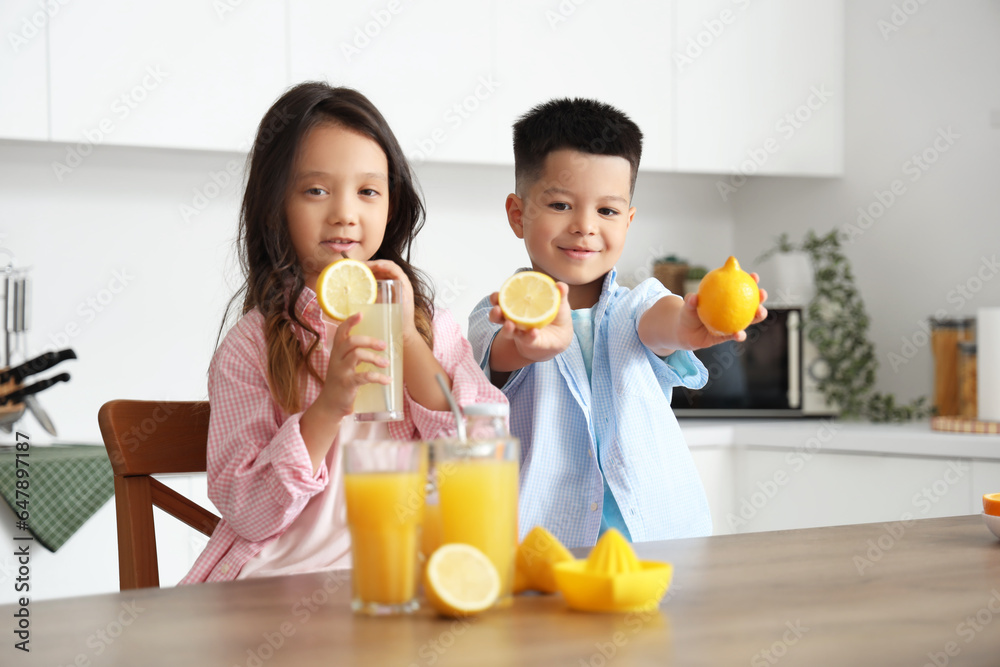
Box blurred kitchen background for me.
[0,0,998,443]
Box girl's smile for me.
[286,122,390,291]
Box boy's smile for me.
[507,149,635,309]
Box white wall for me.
[732,0,1000,405]
[0,142,730,444]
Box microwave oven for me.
[671,307,839,418]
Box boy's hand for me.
[679,274,769,349]
[488,281,573,366]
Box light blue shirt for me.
[469,269,712,548]
[571,307,631,540]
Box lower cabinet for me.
[696,446,990,536]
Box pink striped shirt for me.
[180,287,506,584]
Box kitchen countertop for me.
[678,418,1000,460]
[16,515,1000,666]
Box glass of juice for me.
[352,279,404,422]
[433,437,519,607]
[343,440,427,615]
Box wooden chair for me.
[98,400,220,590]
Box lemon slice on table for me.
[498,271,560,329]
[424,544,500,617]
[316,259,377,321]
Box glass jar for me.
[463,403,510,440]
[958,341,977,419]
[930,317,975,416]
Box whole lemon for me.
[696,256,760,335]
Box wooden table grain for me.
[8,515,1000,666]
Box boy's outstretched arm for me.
[638,277,768,356]
[486,281,573,386]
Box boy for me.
[468,98,767,547]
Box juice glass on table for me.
[433,437,519,607]
[352,279,403,422]
[343,440,427,615]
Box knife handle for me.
[0,372,71,405]
[0,348,77,385]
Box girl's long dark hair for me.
[220,82,434,413]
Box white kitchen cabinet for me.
[493,0,675,172]
[689,445,737,536]
[289,0,501,166]
[728,448,973,534]
[673,0,843,176]
[48,0,288,152]
[972,460,1000,513]
[0,1,50,140]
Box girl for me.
[182,82,505,583]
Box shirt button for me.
[220,563,230,574]
[590,502,598,512]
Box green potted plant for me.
[758,230,928,423]
[684,265,708,295]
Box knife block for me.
[0,376,23,425]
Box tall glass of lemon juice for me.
[352,279,403,421]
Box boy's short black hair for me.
[512,98,643,197]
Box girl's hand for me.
[679,274,769,349]
[365,259,420,346]
[314,311,390,417]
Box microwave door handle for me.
[787,310,801,409]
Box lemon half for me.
[424,544,500,617]
[316,259,377,321]
[498,271,560,329]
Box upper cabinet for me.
[492,0,675,172]
[3,1,843,176]
[0,1,50,141]
[47,0,288,152]
[673,0,844,176]
[288,0,501,165]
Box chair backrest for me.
[98,400,220,590]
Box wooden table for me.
[7,515,1000,666]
